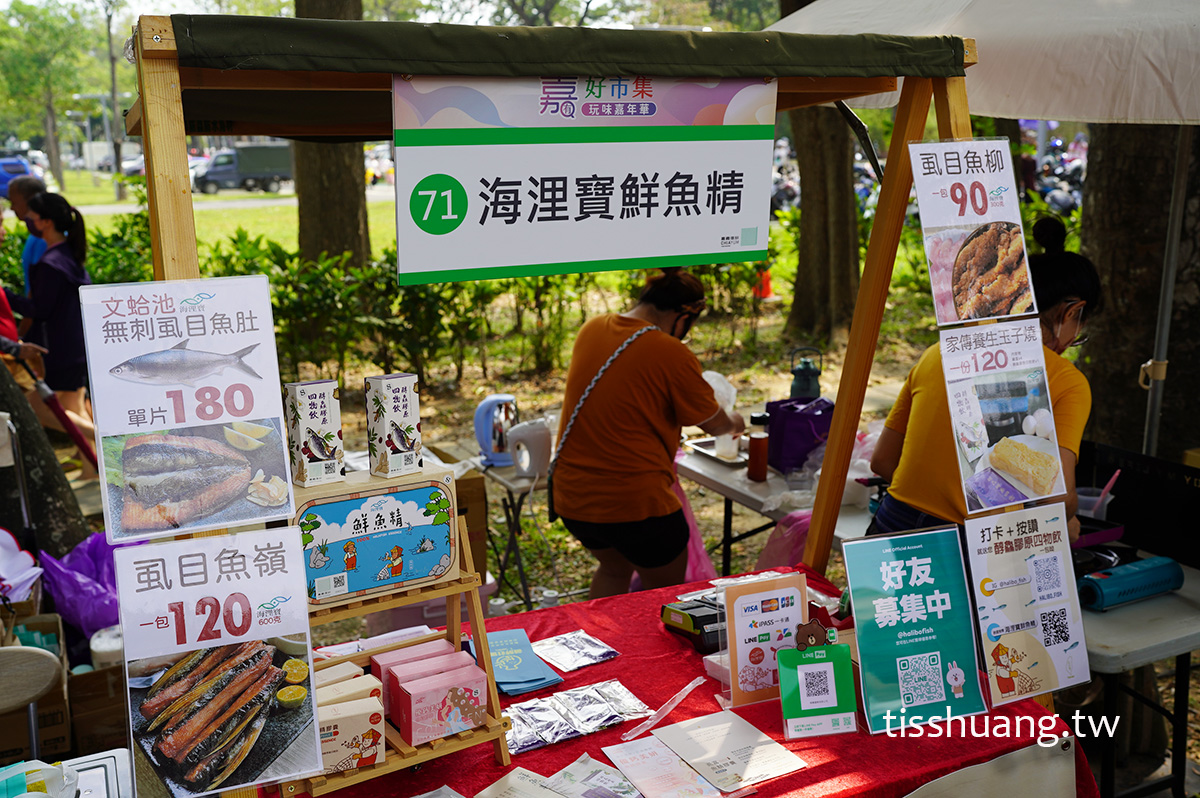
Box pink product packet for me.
[370,638,456,715]
[386,651,478,718]
[396,665,488,747]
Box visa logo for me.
[742,603,759,614]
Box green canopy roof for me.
[170,15,965,79]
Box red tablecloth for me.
[319,566,1099,798]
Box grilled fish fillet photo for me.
[122,434,252,530]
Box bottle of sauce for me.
[748,412,769,482]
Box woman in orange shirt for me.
[552,269,744,598]
[869,218,1103,541]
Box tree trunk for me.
[992,117,1022,189]
[0,366,90,558]
[294,0,369,271]
[784,105,859,339]
[107,10,126,201]
[44,89,65,192]
[1077,123,1200,461]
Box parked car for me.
[193,143,292,194]
[122,155,146,177]
[0,154,34,198]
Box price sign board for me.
[909,138,1036,326]
[940,320,1066,512]
[80,276,294,542]
[722,572,806,707]
[393,75,776,285]
[964,504,1090,706]
[115,530,320,797]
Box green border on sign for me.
[395,250,768,286]
[394,125,774,147]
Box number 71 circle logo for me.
[410,174,468,235]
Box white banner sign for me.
[115,529,320,797]
[80,276,294,542]
[393,76,776,284]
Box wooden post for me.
[802,77,934,574]
[933,77,972,140]
[134,16,199,281]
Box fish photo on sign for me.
[102,417,291,541]
[128,635,318,798]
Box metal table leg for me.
[498,489,533,611]
[722,498,733,576]
[1101,671,1118,798]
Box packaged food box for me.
[385,651,477,718]
[313,661,364,690]
[294,466,459,605]
[364,373,421,478]
[371,638,455,714]
[316,674,383,708]
[318,697,385,774]
[395,665,488,747]
[285,380,344,487]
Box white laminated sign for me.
[80,276,294,542]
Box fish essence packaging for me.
[285,380,344,487]
[318,696,386,773]
[396,665,488,747]
[364,373,421,478]
[294,466,459,606]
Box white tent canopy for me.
[769,0,1200,124]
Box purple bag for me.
[40,532,142,639]
[766,397,834,475]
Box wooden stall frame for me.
[127,19,977,791]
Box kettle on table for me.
[475,394,519,467]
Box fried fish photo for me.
[951,221,1035,321]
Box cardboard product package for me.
[0,614,70,765]
[318,697,386,774]
[364,373,421,478]
[69,665,128,756]
[285,380,344,487]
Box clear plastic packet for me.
[592,680,653,720]
[531,630,619,672]
[503,704,546,755]
[550,685,625,733]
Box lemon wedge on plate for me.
[282,658,309,684]
[231,420,272,439]
[224,427,266,451]
[276,685,307,710]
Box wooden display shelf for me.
[281,516,510,796]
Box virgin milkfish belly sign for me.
[81,276,294,542]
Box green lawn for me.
[53,170,292,208]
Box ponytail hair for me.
[1028,217,1102,322]
[27,192,87,266]
[638,267,706,314]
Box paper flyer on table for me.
[475,767,564,798]
[908,138,1034,326]
[940,321,1067,512]
[652,710,806,790]
[80,275,294,543]
[964,504,1090,705]
[602,736,721,798]
[548,754,644,798]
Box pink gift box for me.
[386,651,477,719]
[395,665,488,747]
[370,638,456,715]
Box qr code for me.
[321,461,338,475]
[1040,607,1070,647]
[1033,555,1062,594]
[803,669,830,698]
[332,573,347,589]
[898,652,945,707]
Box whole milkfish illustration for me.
[306,427,337,461]
[390,420,418,453]
[109,340,261,386]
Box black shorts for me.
[561,509,689,569]
[43,363,89,392]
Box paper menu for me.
[548,754,643,798]
[652,711,805,791]
[475,768,563,798]
[964,503,1090,706]
[602,737,721,798]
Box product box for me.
[70,665,128,755]
[365,373,421,478]
[385,651,477,718]
[371,638,456,714]
[314,661,365,690]
[316,674,383,708]
[285,380,344,487]
[318,697,385,774]
[0,614,70,765]
[294,465,458,605]
[396,665,488,747]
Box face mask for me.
[25,218,42,238]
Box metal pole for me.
[1142,125,1193,456]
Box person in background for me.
[552,268,744,598]
[5,175,49,294]
[4,192,96,476]
[869,217,1102,541]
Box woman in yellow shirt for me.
[869,218,1102,541]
